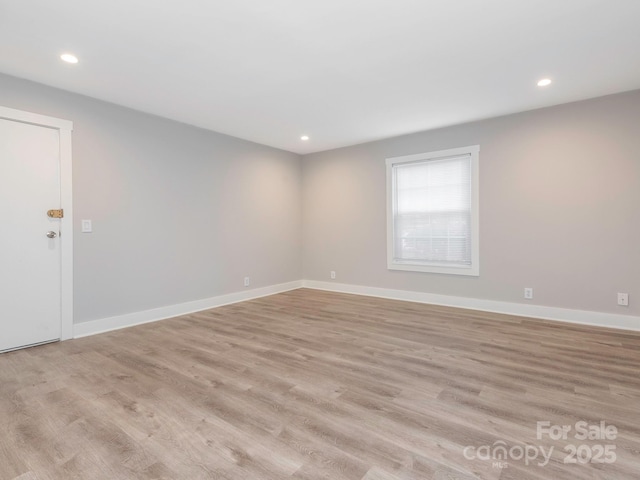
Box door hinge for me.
[47,209,64,218]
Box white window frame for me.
[386,145,479,276]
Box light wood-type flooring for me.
[1,288,639,480]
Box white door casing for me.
[0,106,73,351]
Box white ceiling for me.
[1,0,639,154]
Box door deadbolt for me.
[46,231,58,238]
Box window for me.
[386,145,479,276]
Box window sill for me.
[388,261,479,276]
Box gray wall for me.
[3,70,638,322]
[303,90,640,316]
[0,73,302,324]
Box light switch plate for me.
[81,219,92,233]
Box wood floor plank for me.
[1,288,639,479]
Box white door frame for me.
[0,106,74,341]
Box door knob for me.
[46,231,57,238]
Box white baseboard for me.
[302,280,640,332]
[72,279,640,339]
[73,280,303,338]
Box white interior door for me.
[1,118,62,352]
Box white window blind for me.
[386,145,479,276]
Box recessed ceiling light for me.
[60,53,79,64]
[300,135,309,141]
[537,78,552,87]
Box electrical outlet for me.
[244,277,250,287]
[330,271,336,280]
[524,288,533,299]
[617,293,629,307]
